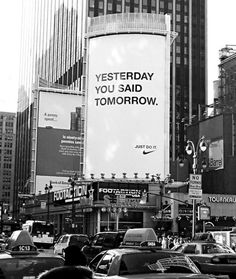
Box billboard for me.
[35,91,84,194]
[85,34,170,179]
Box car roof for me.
[103,247,184,256]
[0,230,64,260]
[96,231,126,234]
[61,234,88,237]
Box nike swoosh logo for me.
[143,150,156,155]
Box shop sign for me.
[53,184,93,206]
[208,196,236,203]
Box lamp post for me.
[68,173,78,232]
[45,181,53,223]
[185,136,207,238]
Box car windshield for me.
[120,253,200,275]
[0,257,64,279]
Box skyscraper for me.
[15,0,207,215]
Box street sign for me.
[189,174,202,199]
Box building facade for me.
[0,112,16,218]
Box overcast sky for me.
[0,0,235,112]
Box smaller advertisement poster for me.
[208,139,224,170]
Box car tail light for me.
[211,256,220,263]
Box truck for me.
[22,220,54,248]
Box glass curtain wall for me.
[14,0,86,218]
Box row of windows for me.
[88,0,156,14]
[0,129,14,134]
[2,163,12,169]
[0,122,14,127]
[0,115,15,120]
[0,142,13,148]
[0,150,13,155]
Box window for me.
[96,253,114,274]
[61,236,69,244]
[92,234,104,246]
[168,2,172,10]
[89,0,94,8]
[159,1,164,9]
[183,244,196,254]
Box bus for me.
[22,220,54,248]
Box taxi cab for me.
[89,228,228,279]
[0,230,64,279]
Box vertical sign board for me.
[85,33,170,178]
[35,91,84,194]
[189,174,202,199]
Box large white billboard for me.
[35,91,84,194]
[85,34,170,179]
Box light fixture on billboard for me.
[134,173,138,179]
[101,173,105,179]
[122,173,127,179]
[145,173,150,179]
[123,207,128,213]
[111,173,116,179]
[90,173,94,179]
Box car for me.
[172,240,236,278]
[88,228,227,279]
[81,231,126,262]
[0,229,64,279]
[54,233,89,256]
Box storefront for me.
[24,180,160,235]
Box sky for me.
[0,0,235,113]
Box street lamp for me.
[68,173,78,232]
[185,136,208,238]
[45,181,53,223]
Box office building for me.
[0,112,16,217]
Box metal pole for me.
[47,191,50,223]
[72,183,75,232]
[192,153,197,239]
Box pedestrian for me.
[37,266,93,279]
[64,245,88,266]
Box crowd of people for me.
[156,234,190,249]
